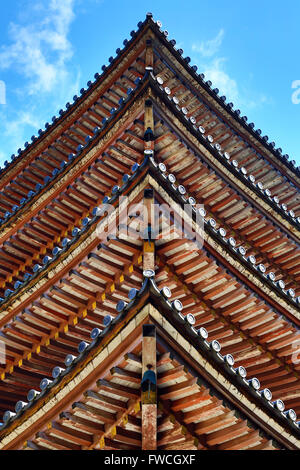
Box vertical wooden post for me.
[145,38,154,71]
[143,98,155,272]
[141,324,157,450]
[143,188,155,272]
[144,98,154,153]
[142,95,156,449]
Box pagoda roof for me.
[0,128,299,427]
[0,14,300,232]
[0,164,299,448]
[0,79,299,322]
[0,14,298,185]
[0,272,298,450]
[0,12,299,451]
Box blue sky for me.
[0,0,299,166]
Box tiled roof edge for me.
[1,271,298,448]
[0,14,153,180]
[147,154,300,324]
[148,73,300,238]
[147,17,300,185]
[0,73,148,233]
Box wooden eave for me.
[0,73,148,236]
[0,290,298,450]
[148,170,300,323]
[0,173,151,395]
[0,82,150,300]
[1,15,299,235]
[147,83,300,292]
[0,86,298,424]
[0,18,153,187]
[0,26,298,310]
[1,14,298,209]
[0,17,299,450]
[152,116,300,293]
[0,28,155,234]
[0,80,299,313]
[146,20,300,193]
[149,77,300,242]
[0,172,299,433]
[144,176,300,412]
[0,152,299,419]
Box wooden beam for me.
[142,324,157,450]
[194,410,236,434]
[206,420,248,446]
[143,96,155,272]
[143,188,155,271]
[217,429,260,450]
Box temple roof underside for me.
[0,13,299,451]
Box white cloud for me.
[191,29,239,102]
[191,30,269,111]
[192,29,224,57]
[202,57,239,103]
[0,0,80,164]
[0,109,41,156]
[0,0,76,95]
[202,57,268,110]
